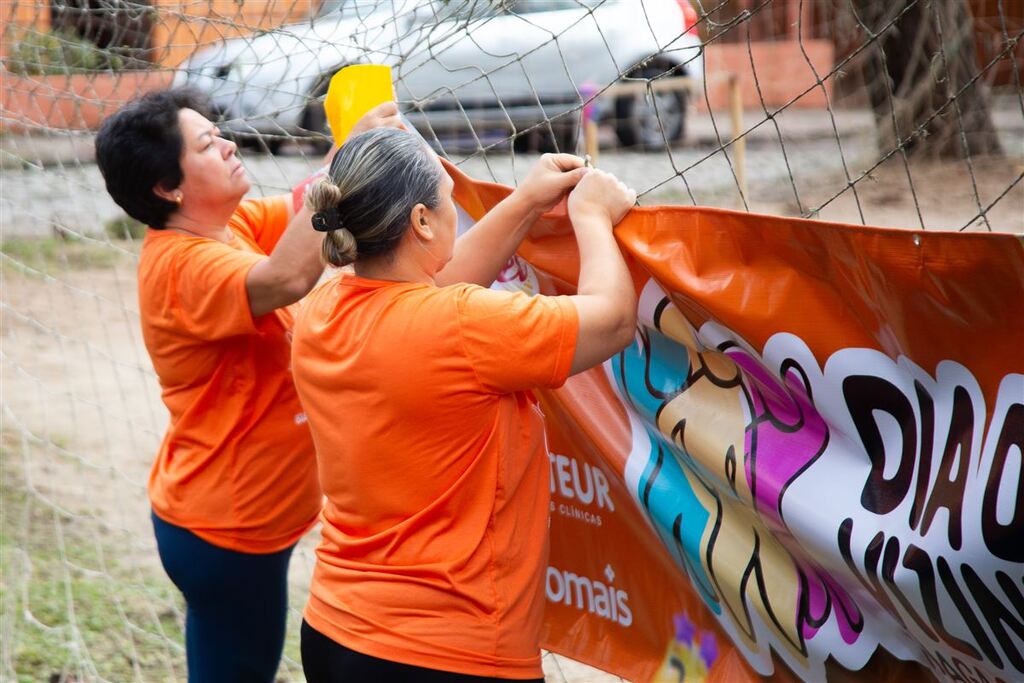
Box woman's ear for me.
[153,183,181,205]
[409,203,434,241]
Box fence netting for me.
[1,1,1021,681]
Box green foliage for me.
[4,30,127,76]
[0,235,125,274]
[104,215,147,241]
[0,436,185,683]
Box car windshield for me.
[422,0,500,23]
[316,0,407,18]
[504,0,608,13]
[316,0,513,22]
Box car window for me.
[319,0,605,20]
[504,0,607,14]
[317,0,345,15]
[414,0,501,23]
[316,0,411,19]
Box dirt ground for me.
[1,147,1021,681]
[1,248,625,681]
[1,259,624,682]
[760,153,1024,233]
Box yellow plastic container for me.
[323,64,395,144]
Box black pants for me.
[300,620,544,683]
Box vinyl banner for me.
[446,162,1024,683]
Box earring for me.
[175,194,183,206]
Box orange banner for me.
[447,161,1024,683]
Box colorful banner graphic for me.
[447,161,1024,683]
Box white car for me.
[174,0,704,152]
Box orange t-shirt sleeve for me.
[169,239,265,340]
[229,195,291,253]
[455,286,579,393]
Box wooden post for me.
[584,120,599,164]
[786,0,799,40]
[580,82,599,165]
[728,73,748,205]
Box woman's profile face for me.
[173,108,251,210]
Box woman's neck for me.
[166,223,233,242]
[353,249,435,285]
[164,207,235,242]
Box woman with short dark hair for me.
[292,128,638,681]
[94,87,403,682]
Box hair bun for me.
[322,226,357,268]
[305,177,344,214]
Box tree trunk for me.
[851,0,1002,158]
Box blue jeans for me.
[151,512,295,683]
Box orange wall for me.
[1,0,51,58]
[0,1,319,133]
[150,0,323,67]
[1,70,174,131]
[0,1,322,65]
[698,39,835,110]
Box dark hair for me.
[95,88,212,229]
[306,128,441,268]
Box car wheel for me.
[301,75,334,154]
[553,119,580,154]
[614,63,687,150]
[512,120,578,154]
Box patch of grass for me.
[0,235,125,274]
[282,618,304,679]
[1,435,186,683]
[104,215,147,241]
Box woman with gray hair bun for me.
[305,129,438,268]
[293,127,637,681]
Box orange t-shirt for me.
[291,274,579,679]
[140,196,321,553]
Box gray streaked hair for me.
[305,128,442,268]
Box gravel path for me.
[2,105,1021,238]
